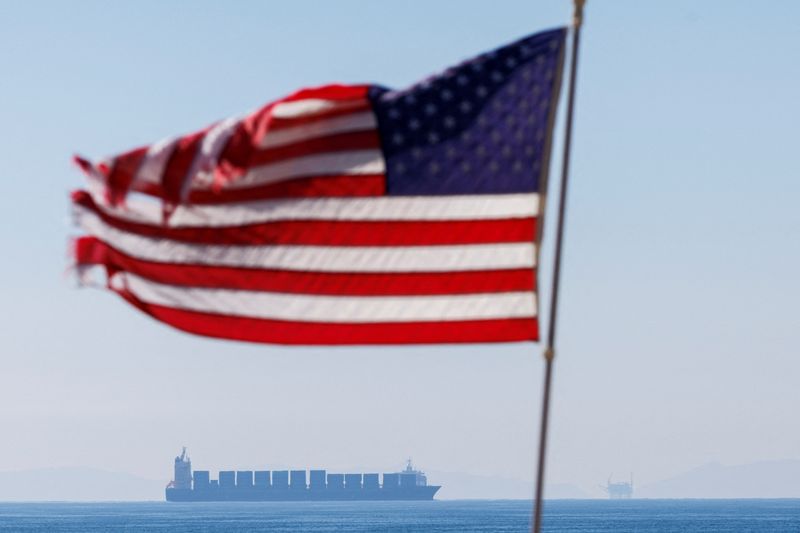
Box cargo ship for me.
[165,448,441,501]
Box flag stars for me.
[374,30,563,187]
[379,90,400,103]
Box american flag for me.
[71,28,566,345]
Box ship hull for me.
[166,486,440,502]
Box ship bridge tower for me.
[403,458,428,487]
[172,447,192,489]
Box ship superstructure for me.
[603,474,634,499]
[165,451,440,501]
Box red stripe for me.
[107,147,148,205]
[161,129,207,205]
[267,101,371,131]
[72,191,537,246]
[73,155,94,175]
[215,109,271,184]
[187,174,385,203]
[279,84,370,103]
[75,237,536,295]
[249,130,380,167]
[114,289,539,344]
[128,180,165,199]
[125,174,385,203]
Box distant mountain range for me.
[0,468,163,501]
[0,459,797,501]
[638,459,800,499]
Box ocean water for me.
[0,500,798,532]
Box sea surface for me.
[0,500,798,532]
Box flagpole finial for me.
[573,0,586,28]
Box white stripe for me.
[271,98,362,119]
[84,188,540,228]
[184,116,242,192]
[260,111,377,149]
[82,163,108,196]
[111,272,537,322]
[197,150,385,191]
[134,136,179,186]
[75,208,537,272]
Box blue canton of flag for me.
[370,28,566,196]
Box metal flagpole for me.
[531,1,585,532]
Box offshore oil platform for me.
[603,474,634,499]
[165,448,441,501]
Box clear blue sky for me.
[0,1,798,496]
